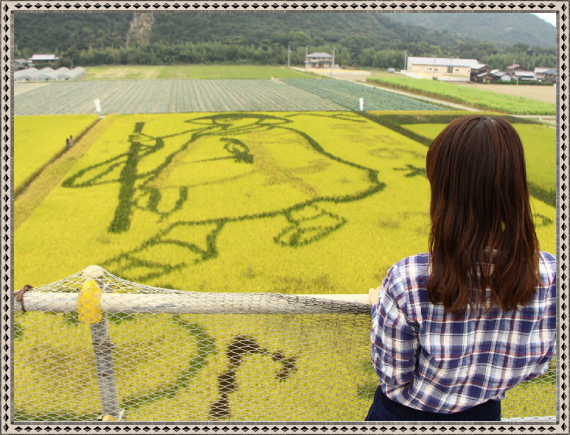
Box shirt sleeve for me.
[524,253,557,377]
[370,263,419,388]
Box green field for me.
[13,106,557,421]
[367,76,556,115]
[84,65,317,80]
[14,79,445,116]
[14,115,98,194]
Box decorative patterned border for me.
[1,0,568,433]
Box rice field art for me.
[60,112,385,284]
[15,110,557,294]
[13,111,557,421]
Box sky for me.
[533,13,556,27]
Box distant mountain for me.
[386,13,556,48]
[14,12,460,52]
[14,12,556,69]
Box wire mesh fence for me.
[13,266,556,422]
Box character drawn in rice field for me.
[62,113,385,282]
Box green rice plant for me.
[14,115,98,194]
[84,65,317,80]
[285,79,449,111]
[367,76,556,115]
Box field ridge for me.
[15,117,101,198]
[14,116,112,232]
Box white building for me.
[305,52,334,69]
[406,57,484,81]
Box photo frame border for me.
[1,0,567,433]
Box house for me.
[470,63,491,82]
[513,70,537,82]
[506,64,524,76]
[406,57,483,81]
[534,67,556,81]
[305,52,333,69]
[28,54,59,67]
[489,70,513,82]
[14,59,28,70]
[475,72,494,84]
[543,68,557,83]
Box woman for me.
[365,115,556,422]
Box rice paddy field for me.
[14,115,98,194]
[13,71,558,422]
[84,65,319,80]
[401,121,557,206]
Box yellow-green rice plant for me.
[14,116,116,232]
[14,115,98,194]
[401,121,557,208]
[13,111,557,420]
[15,111,555,294]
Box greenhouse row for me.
[15,67,86,82]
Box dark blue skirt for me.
[365,385,501,422]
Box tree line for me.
[51,40,555,72]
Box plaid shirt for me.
[370,252,557,414]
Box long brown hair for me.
[426,115,540,316]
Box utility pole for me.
[330,47,335,77]
[305,45,308,70]
[404,50,407,71]
[288,45,291,68]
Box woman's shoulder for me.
[538,251,556,287]
[539,251,556,263]
[393,253,430,268]
[389,253,431,281]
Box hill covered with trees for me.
[387,13,556,48]
[14,12,556,70]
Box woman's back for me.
[371,251,556,414]
[366,115,557,421]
